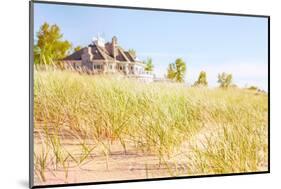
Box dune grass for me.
[33,68,268,182]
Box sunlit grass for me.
[34,68,268,182]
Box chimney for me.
[112,36,117,60]
[82,46,93,62]
[87,47,93,60]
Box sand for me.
[34,129,195,186]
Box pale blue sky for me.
[34,3,268,90]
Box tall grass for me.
[34,68,268,182]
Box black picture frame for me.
[29,0,270,188]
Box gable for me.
[62,37,139,63]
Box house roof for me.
[63,48,85,61]
[63,37,141,63]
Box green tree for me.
[74,46,82,52]
[194,71,208,86]
[144,57,154,71]
[34,22,72,65]
[247,85,261,91]
[167,63,176,79]
[166,58,186,82]
[217,72,233,88]
[128,49,136,58]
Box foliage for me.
[144,57,154,71]
[248,86,259,91]
[167,58,186,82]
[217,72,233,88]
[167,64,175,79]
[74,46,82,52]
[194,71,208,86]
[34,22,72,65]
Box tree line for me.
[165,58,233,88]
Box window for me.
[110,65,112,69]
[120,66,122,70]
[97,65,100,69]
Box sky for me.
[34,3,268,90]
